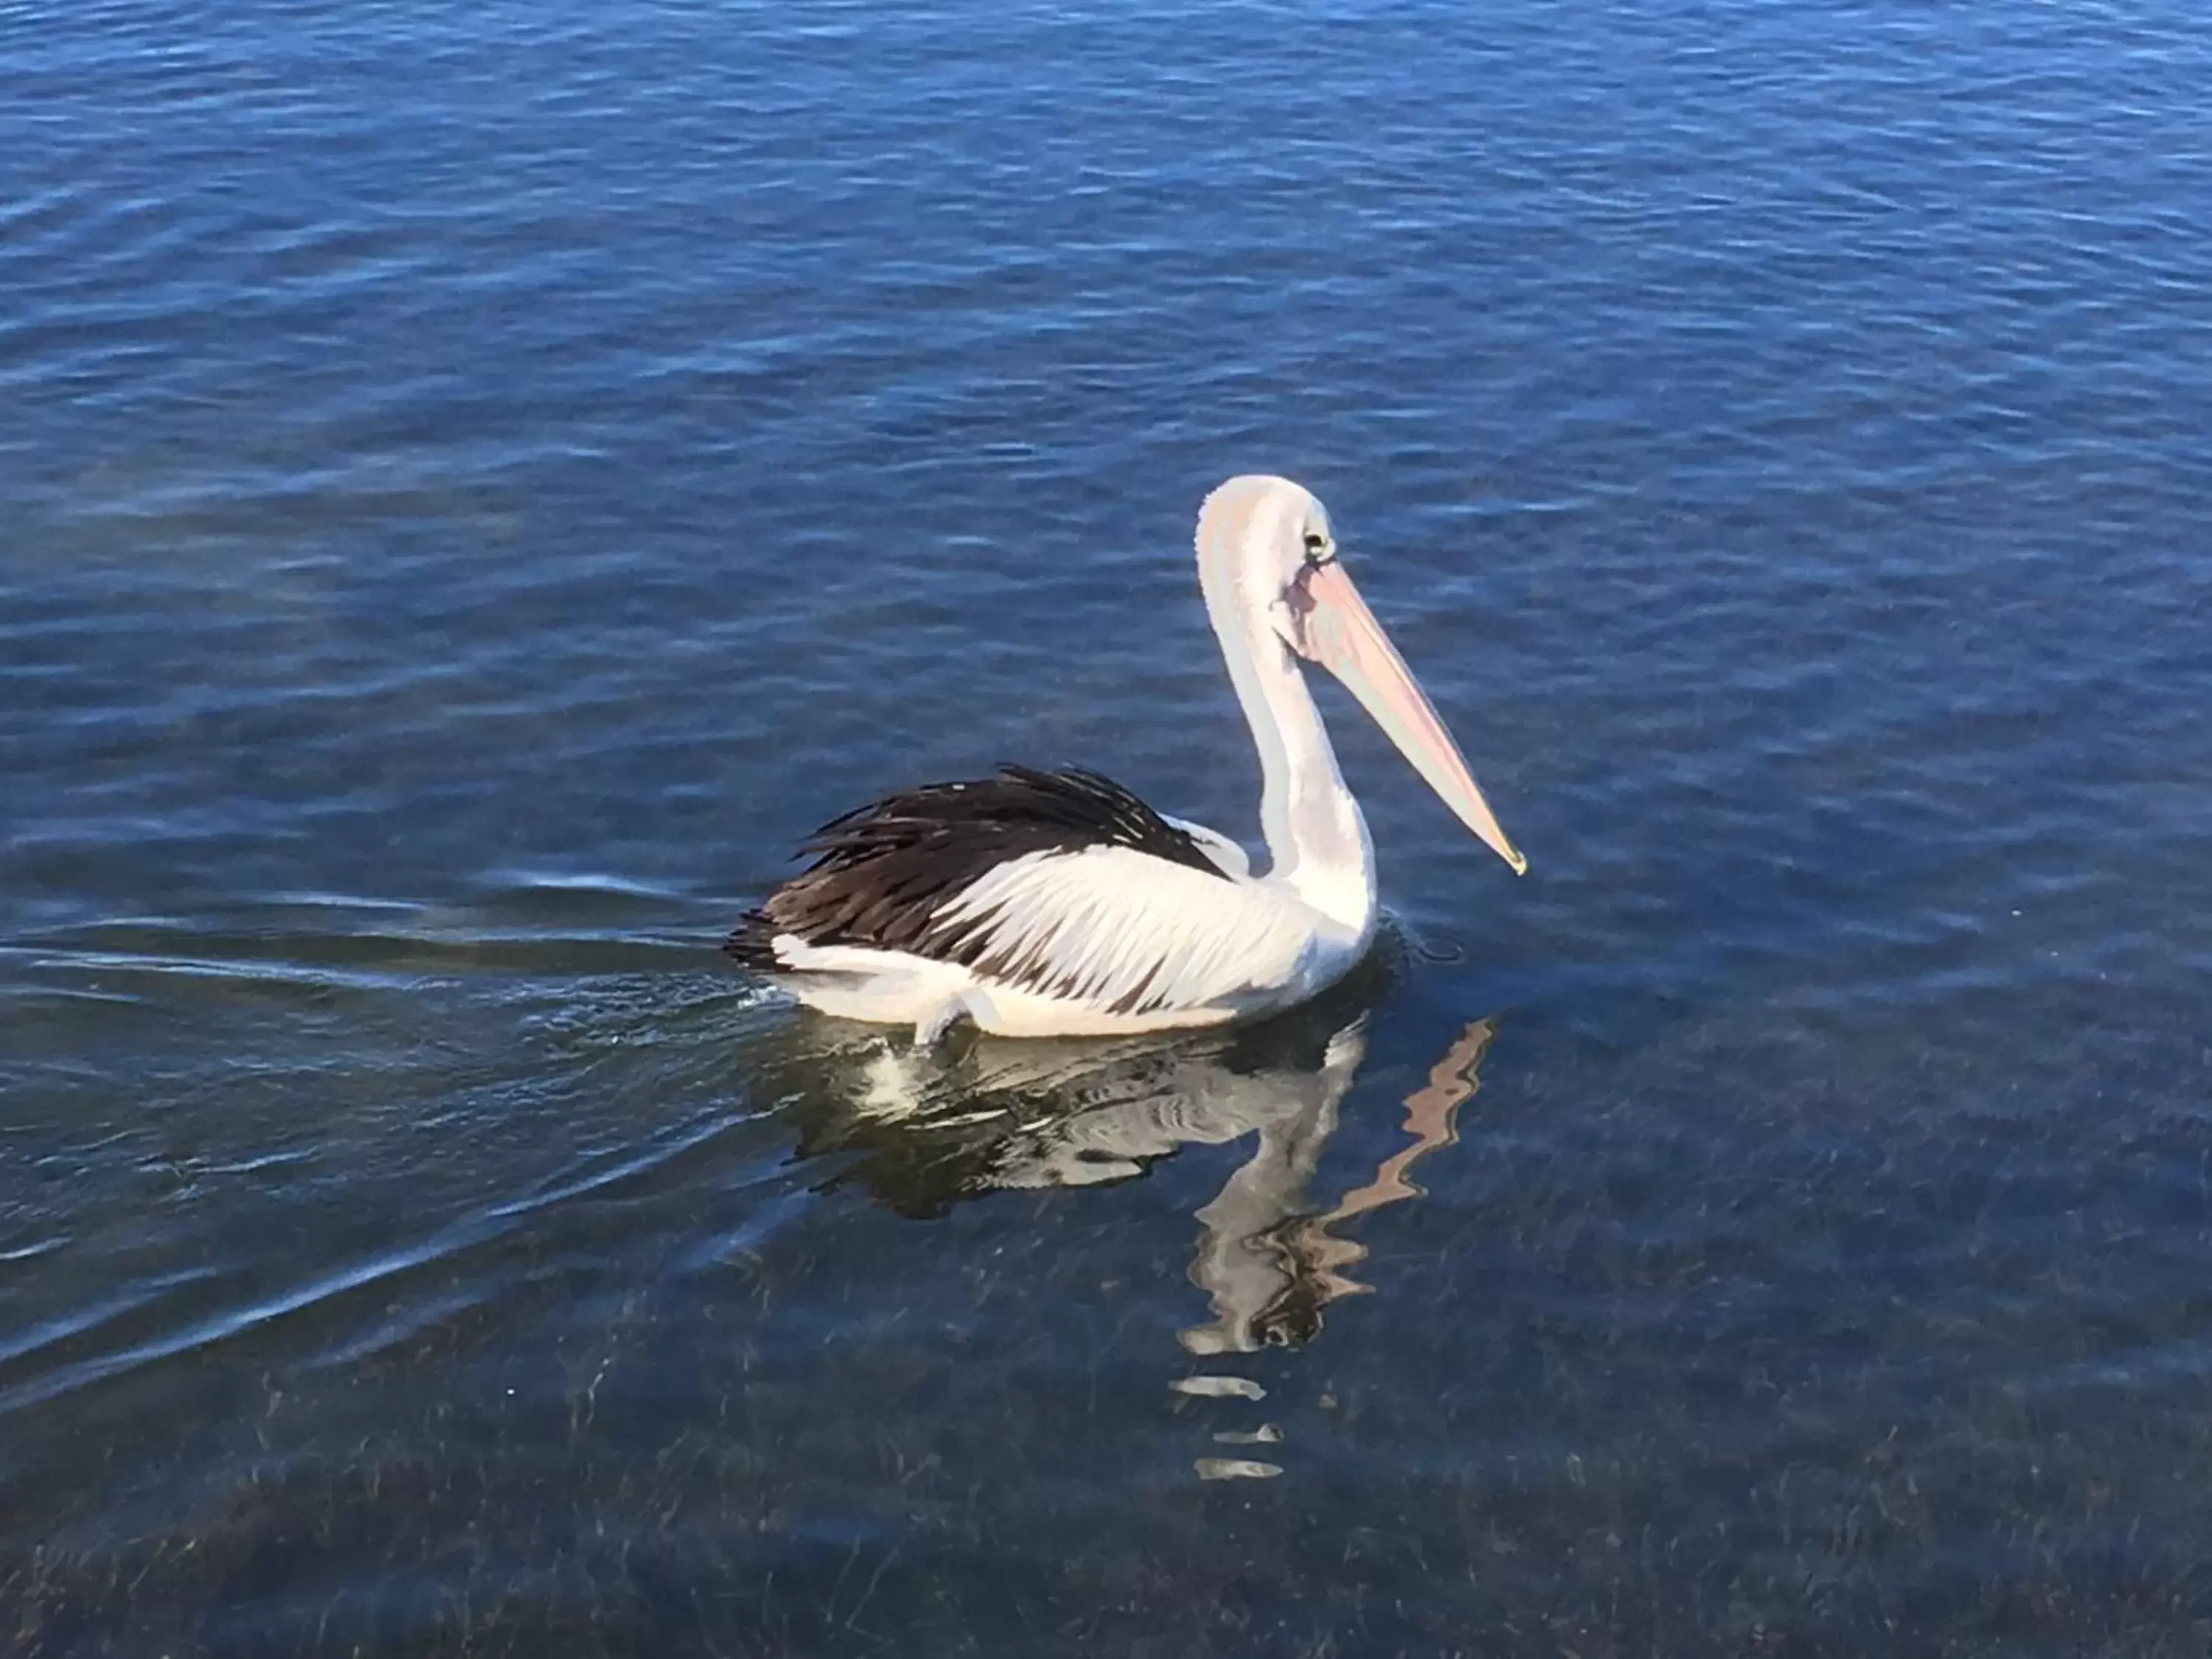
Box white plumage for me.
[734,476,1527,1039]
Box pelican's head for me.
[1196,474,1527,875]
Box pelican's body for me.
[728,476,1526,1039]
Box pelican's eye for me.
[1301,530,1334,566]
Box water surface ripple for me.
[4,0,2212,1652]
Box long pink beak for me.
[1297,561,1528,875]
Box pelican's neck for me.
[1203,574,1376,934]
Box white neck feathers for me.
[1195,481,1375,936]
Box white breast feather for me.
[931,846,1320,1015]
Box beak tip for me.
[1508,850,1529,877]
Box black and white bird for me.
[727,475,1526,1039]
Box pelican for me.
[726,475,1526,1039]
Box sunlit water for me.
[5,0,2212,1652]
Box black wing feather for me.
[725,765,1228,970]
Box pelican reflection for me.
[775,987,1495,1366]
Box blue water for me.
[5,1,2212,1651]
